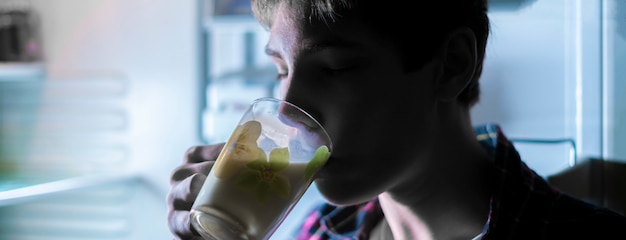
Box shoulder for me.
[544,193,626,238]
[486,192,626,239]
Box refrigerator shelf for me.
[0,170,139,207]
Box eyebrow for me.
[264,38,357,59]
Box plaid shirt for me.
[293,124,626,240]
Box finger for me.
[185,143,226,164]
[170,161,213,184]
[168,209,203,240]
[167,173,207,211]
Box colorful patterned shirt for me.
[293,124,626,239]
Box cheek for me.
[331,94,436,153]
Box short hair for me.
[251,0,489,107]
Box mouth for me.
[314,155,341,179]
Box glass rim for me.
[252,97,333,153]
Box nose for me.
[281,71,325,127]
[277,100,318,132]
[277,91,333,153]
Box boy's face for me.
[264,3,442,205]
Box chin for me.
[314,178,380,206]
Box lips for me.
[313,155,344,179]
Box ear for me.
[435,27,478,102]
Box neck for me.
[380,105,494,240]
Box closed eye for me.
[276,72,288,80]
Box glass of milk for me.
[190,97,333,240]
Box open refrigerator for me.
[0,0,625,239]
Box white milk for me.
[192,161,312,240]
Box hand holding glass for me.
[190,97,333,240]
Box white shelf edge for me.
[0,170,140,207]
